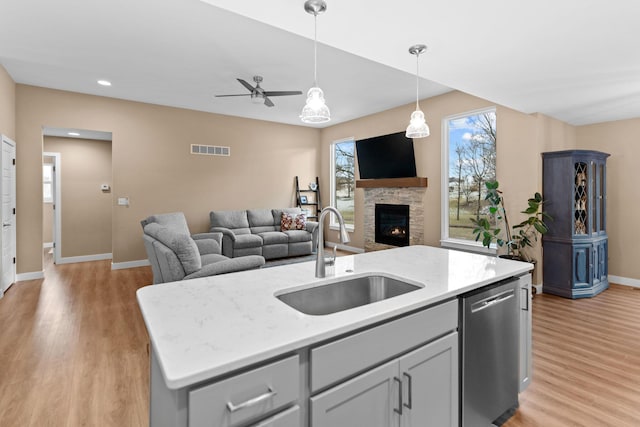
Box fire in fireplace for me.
[375,204,410,247]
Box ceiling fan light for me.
[406,109,430,138]
[300,87,330,123]
[251,92,263,104]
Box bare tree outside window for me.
[332,140,355,227]
[445,110,496,241]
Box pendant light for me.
[405,44,430,138]
[300,0,330,123]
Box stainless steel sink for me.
[276,275,422,315]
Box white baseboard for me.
[57,253,112,264]
[43,242,53,249]
[16,271,45,281]
[608,275,640,288]
[533,284,543,294]
[325,241,365,254]
[111,259,150,270]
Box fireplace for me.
[375,204,410,247]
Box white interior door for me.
[1,135,16,295]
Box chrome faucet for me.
[316,206,351,278]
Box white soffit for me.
[42,127,112,141]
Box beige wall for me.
[0,65,15,140]
[44,137,113,258]
[320,91,543,247]
[320,91,577,284]
[576,118,639,280]
[14,81,634,283]
[16,85,320,273]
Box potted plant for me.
[471,181,551,262]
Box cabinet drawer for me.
[189,355,299,427]
[311,299,458,392]
[249,405,300,427]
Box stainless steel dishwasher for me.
[460,277,520,427]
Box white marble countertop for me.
[136,245,532,389]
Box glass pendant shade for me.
[406,109,430,138]
[406,44,429,139]
[300,87,330,123]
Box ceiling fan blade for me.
[264,97,275,107]
[215,94,251,97]
[263,91,303,97]
[237,78,256,93]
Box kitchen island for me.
[137,245,532,427]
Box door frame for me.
[43,152,61,265]
[1,134,16,296]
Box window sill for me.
[440,238,497,255]
[329,224,354,233]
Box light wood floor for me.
[1,254,639,426]
[0,253,152,426]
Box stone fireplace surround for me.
[357,177,428,252]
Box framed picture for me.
[300,195,308,204]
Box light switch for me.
[117,197,129,206]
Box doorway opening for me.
[42,127,113,266]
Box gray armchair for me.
[141,212,265,284]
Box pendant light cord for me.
[314,13,318,86]
[415,52,420,110]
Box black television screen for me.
[355,132,417,179]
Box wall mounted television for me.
[355,131,417,179]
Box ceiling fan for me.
[216,76,302,107]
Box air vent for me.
[190,144,230,156]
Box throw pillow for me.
[281,212,306,231]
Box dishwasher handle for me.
[470,289,515,313]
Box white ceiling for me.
[1,0,639,128]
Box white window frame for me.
[440,106,497,254]
[43,163,54,203]
[330,137,355,232]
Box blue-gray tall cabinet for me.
[542,150,610,298]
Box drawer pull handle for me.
[226,387,277,413]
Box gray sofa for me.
[209,208,318,260]
[141,212,265,284]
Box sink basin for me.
[276,275,422,315]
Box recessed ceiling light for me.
[67,132,80,136]
[97,80,112,86]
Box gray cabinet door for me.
[593,239,608,284]
[398,333,459,427]
[311,359,400,427]
[573,244,592,288]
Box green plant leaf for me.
[534,222,548,234]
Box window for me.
[43,163,53,203]
[441,108,496,249]
[330,138,355,231]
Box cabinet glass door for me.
[574,162,588,235]
[591,162,597,234]
[599,163,606,233]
